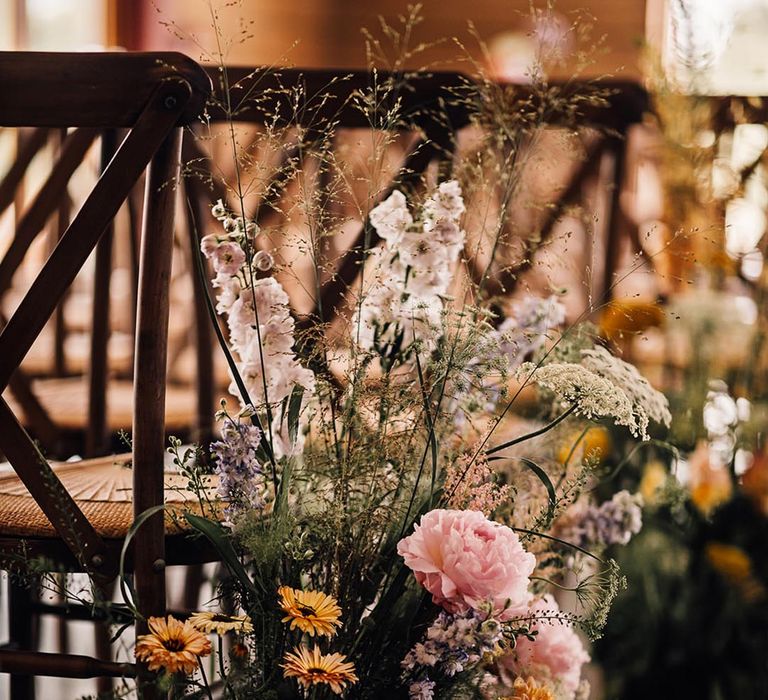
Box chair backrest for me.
[0,53,211,593]
[183,68,648,331]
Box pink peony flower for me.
[498,595,590,697]
[397,509,535,619]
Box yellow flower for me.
[557,426,611,465]
[281,644,358,696]
[188,611,254,635]
[705,541,766,602]
[688,441,732,515]
[599,299,664,341]
[705,542,752,583]
[502,676,555,700]
[278,586,342,637]
[232,641,249,659]
[639,460,667,504]
[135,615,212,675]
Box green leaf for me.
[185,513,263,599]
[287,385,304,444]
[519,457,557,522]
[119,504,168,618]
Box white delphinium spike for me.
[353,180,467,356]
[201,204,315,459]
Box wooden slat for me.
[205,68,647,131]
[0,397,112,578]
[0,127,49,215]
[0,77,193,393]
[0,649,135,679]
[0,127,98,296]
[85,130,118,457]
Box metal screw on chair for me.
[91,554,104,568]
[164,95,178,110]
[152,558,166,573]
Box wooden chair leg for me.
[94,579,116,696]
[181,564,204,612]
[9,579,36,700]
[55,574,69,655]
[133,127,183,699]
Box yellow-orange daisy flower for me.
[135,615,212,675]
[188,611,254,635]
[502,676,555,700]
[281,644,358,695]
[278,586,342,637]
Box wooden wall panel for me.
[131,0,647,78]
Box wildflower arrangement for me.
[142,159,670,697]
[117,6,674,698]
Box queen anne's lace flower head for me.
[518,362,638,435]
[518,343,670,440]
[581,345,671,438]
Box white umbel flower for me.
[518,361,639,436]
[519,344,671,440]
[581,345,671,437]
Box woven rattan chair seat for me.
[0,455,219,538]
[2,377,205,432]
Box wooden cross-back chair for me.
[184,68,472,329]
[0,51,214,699]
[183,69,649,344]
[0,106,216,459]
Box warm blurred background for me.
[4,1,768,698]
[0,0,648,76]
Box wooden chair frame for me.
[0,51,211,696]
[185,69,648,329]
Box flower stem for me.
[487,404,577,456]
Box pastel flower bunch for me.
[201,199,314,455]
[498,596,591,700]
[210,415,268,517]
[402,609,505,699]
[353,181,466,355]
[499,295,567,368]
[557,490,644,549]
[397,509,535,619]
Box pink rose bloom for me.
[498,595,590,697]
[211,241,245,275]
[397,509,535,619]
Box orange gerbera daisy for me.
[281,645,358,695]
[188,610,254,635]
[278,586,342,637]
[135,615,212,675]
[503,676,555,700]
